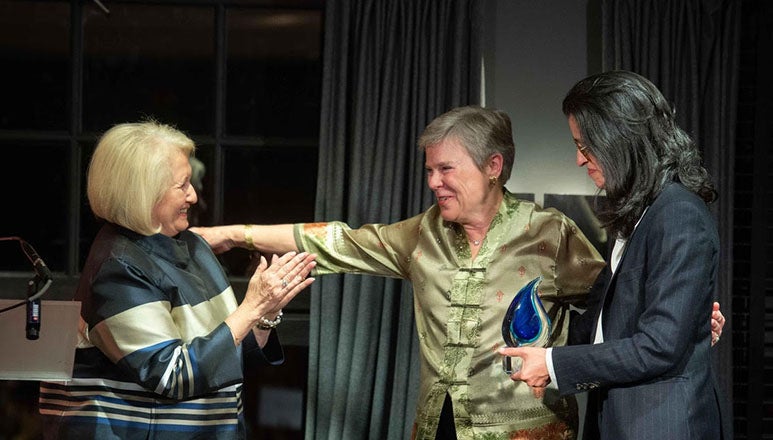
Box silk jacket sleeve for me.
[292,217,420,278]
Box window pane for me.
[0,1,70,131]
[189,144,216,229]
[0,143,70,272]
[78,142,101,270]
[223,146,317,222]
[219,145,317,275]
[82,3,215,132]
[226,8,322,138]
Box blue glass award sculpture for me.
[501,276,551,373]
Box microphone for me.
[21,240,53,280]
[26,279,41,340]
[18,240,51,340]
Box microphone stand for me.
[0,237,53,338]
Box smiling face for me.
[424,137,496,225]
[569,114,606,189]
[152,150,197,236]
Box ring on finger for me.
[281,278,288,288]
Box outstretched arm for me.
[190,224,297,255]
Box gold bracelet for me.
[244,224,256,250]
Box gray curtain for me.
[306,1,482,439]
[601,0,741,418]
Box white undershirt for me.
[592,236,627,344]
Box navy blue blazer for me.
[554,183,728,440]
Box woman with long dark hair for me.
[502,71,729,440]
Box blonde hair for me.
[87,120,195,235]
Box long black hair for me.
[562,70,716,238]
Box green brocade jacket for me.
[294,191,605,440]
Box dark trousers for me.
[582,390,601,440]
[435,393,457,440]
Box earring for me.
[489,176,498,187]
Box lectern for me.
[0,299,81,381]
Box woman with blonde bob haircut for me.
[87,121,196,235]
[39,119,317,440]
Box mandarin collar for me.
[109,223,193,269]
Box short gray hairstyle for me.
[417,105,515,186]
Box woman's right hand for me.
[190,225,239,254]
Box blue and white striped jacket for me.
[39,223,282,439]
